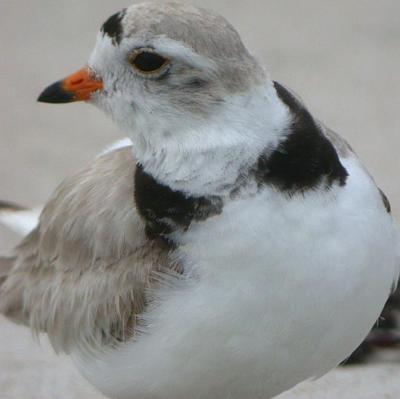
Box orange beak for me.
[37,67,103,104]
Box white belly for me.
[74,158,399,399]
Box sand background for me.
[1,0,399,398]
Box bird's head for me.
[38,2,270,151]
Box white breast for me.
[74,155,399,399]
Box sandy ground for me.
[1,0,400,398]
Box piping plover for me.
[1,2,399,398]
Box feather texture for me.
[0,147,180,353]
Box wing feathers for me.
[0,256,14,283]
[0,147,178,353]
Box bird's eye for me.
[130,50,169,75]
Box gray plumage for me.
[0,147,180,352]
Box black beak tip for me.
[37,81,74,104]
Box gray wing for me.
[0,146,179,353]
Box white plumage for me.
[73,144,399,399]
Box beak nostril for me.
[71,78,84,85]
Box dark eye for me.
[130,50,169,74]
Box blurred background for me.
[0,0,399,398]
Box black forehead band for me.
[101,9,127,46]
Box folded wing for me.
[0,146,179,353]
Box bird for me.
[0,2,399,399]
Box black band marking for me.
[101,9,126,46]
[134,164,223,240]
[252,82,348,193]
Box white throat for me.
[130,81,290,196]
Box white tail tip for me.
[0,201,41,236]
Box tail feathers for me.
[0,201,41,236]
